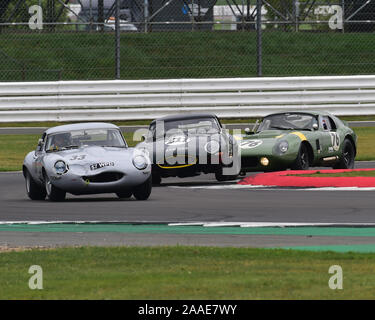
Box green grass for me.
[1,246,375,299]
[0,119,257,128]
[290,170,375,178]
[1,31,375,81]
[1,127,375,172]
[353,127,375,161]
[0,116,374,128]
[0,132,136,172]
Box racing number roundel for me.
[329,132,340,151]
[240,139,263,149]
[165,135,190,146]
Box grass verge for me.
[0,116,375,128]
[0,132,136,172]
[289,170,375,178]
[1,246,375,299]
[1,127,375,172]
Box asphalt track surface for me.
[1,161,375,248]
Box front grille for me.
[241,157,259,167]
[82,172,124,183]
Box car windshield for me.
[257,113,318,132]
[45,128,127,152]
[149,117,220,139]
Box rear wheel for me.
[133,177,152,200]
[44,173,66,202]
[116,190,133,199]
[291,144,310,170]
[25,170,46,200]
[333,139,355,169]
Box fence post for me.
[144,0,149,33]
[256,0,262,76]
[115,0,120,79]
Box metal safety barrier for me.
[1,75,375,122]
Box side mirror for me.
[36,139,44,152]
[244,128,253,135]
[312,123,318,130]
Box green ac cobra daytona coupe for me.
[238,111,357,172]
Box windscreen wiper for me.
[270,126,295,130]
[61,145,80,150]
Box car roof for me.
[45,122,120,135]
[264,110,333,117]
[150,113,218,125]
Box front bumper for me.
[49,168,151,195]
[240,153,295,172]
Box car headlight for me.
[133,155,148,170]
[273,140,289,155]
[54,160,68,175]
[279,141,289,153]
[205,140,220,154]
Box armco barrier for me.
[1,75,375,122]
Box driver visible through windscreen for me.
[257,113,318,132]
[148,117,221,141]
[45,129,127,152]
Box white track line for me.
[169,222,375,228]
[1,221,375,228]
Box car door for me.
[34,132,46,180]
[317,115,341,159]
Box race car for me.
[239,111,357,172]
[136,113,240,184]
[23,122,152,201]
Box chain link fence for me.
[0,0,374,81]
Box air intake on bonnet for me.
[82,172,124,183]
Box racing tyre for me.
[215,168,239,182]
[291,144,310,170]
[44,173,66,202]
[333,139,355,169]
[25,170,46,200]
[133,176,152,200]
[116,190,133,199]
[152,171,162,185]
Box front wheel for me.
[116,190,132,199]
[333,139,355,169]
[215,168,239,182]
[152,171,162,186]
[25,170,46,200]
[291,144,310,170]
[44,173,66,202]
[133,177,152,200]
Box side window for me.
[36,133,46,152]
[328,117,337,130]
[320,116,331,131]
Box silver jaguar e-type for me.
[23,122,152,201]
